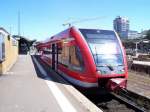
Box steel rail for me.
[111,92,147,112]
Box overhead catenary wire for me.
[62,16,107,27]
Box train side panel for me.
[37,26,128,90]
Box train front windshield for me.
[79,29,124,74]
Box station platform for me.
[0,55,101,112]
[127,71,150,99]
[133,60,150,66]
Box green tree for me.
[146,30,150,40]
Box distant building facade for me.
[128,30,141,39]
[113,16,129,39]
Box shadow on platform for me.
[31,55,70,86]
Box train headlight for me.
[121,69,125,72]
[97,69,109,75]
[121,66,125,72]
[97,70,101,74]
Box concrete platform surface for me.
[0,55,102,112]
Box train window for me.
[59,43,69,66]
[43,48,51,54]
[79,29,124,67]
[86,33,115,40]
[58,43,62,64]
[79,29,116,40]
[69,46,84,71]
[89,40,123,67]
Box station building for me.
[13,35,36,54]
[0,27,18,74]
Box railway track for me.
[83,89,150,112]
[110,93,146,112]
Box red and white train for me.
[36,26,128,91]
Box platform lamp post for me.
[135,40,149,57]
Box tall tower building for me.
[113,16,129,39]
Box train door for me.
[52,43,58,70]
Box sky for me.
[0,0,150,41]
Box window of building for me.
[0,33,5,62]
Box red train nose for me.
[106,78,127,91]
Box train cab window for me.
[69,46,84,71]
[79,29,123,67]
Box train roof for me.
[36,26,116,48]
[47,26,115,40]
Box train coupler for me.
[106,78,127,92]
